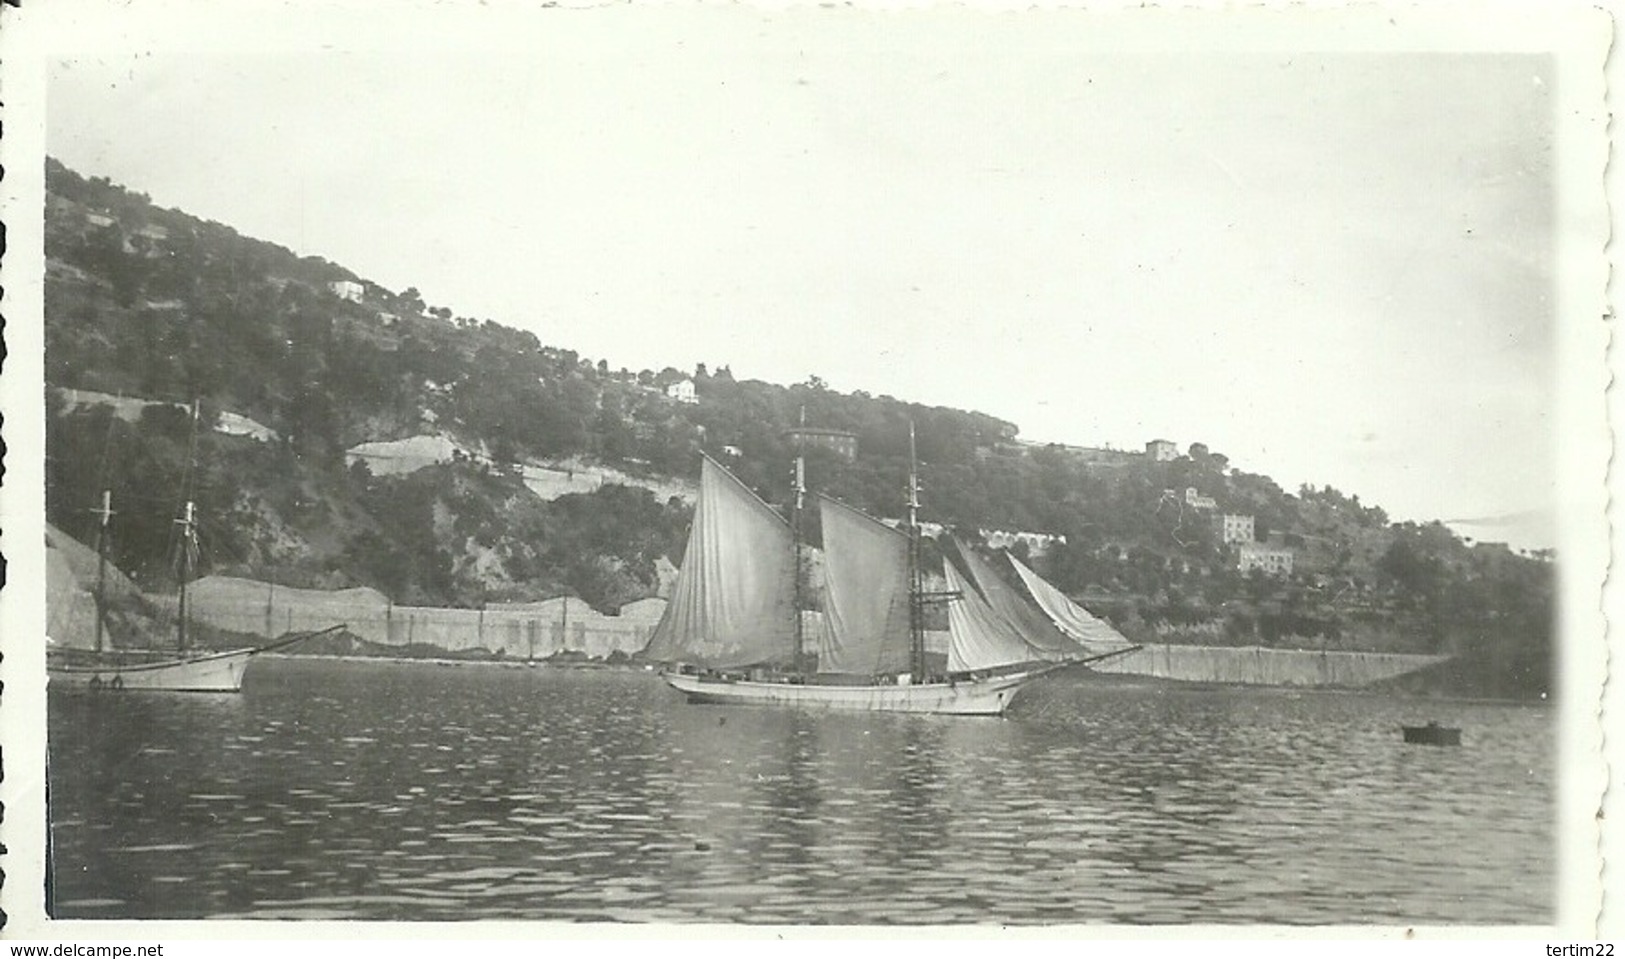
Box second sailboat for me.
[646,426,1069,715]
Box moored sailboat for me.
[47,495,343,692]
[47,403,340,692]
[648,428,1068,715]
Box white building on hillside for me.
[1184,487,1217,510]
[666,379,698,404]
[1238,542,1294,576]
[981,529,1066,558]
[1221,514,1255,544]
[329,280,365,303]
[882,518,946,539]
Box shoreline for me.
[249,651,1545,706]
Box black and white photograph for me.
[0,0,1613,942]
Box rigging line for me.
[193,523,247,567]
[91,402,120,497]
[181,399,202,501]
[164,399,205,575]
[91,490,183,508]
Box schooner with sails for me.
[644,426,1136,715]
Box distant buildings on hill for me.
[1184,487,1218,511]
[980,529,1065,557]
[881,518,947,539]
[784,426,858,461]
[665,378,698,404]
[1238,542,1295,576]
[1013,436,1229,474]
[1146,438,1179,461]
[1221,513,1255,544]
[329,279,365,304]
[1214,511,1294,576]
[876,520,1061,558]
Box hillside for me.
[41,158,1555,698]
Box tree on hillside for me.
[37,159,1556,695]
[397,287,426,315]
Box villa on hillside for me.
[784,426,858,460]
[1184,487,1218,511]
[1238,542,1295,576]
[665,379,698,404]
[1221,513,1256,544]
[1146,438,1178,461]
[329,279,365,303]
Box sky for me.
[41,7,1567,550]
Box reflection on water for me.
[47,659,1553,924]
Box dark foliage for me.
[42,159,1555,697]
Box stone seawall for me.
[167,577,1447,685]
[167,576,665,659]
[1092,643,1449,687]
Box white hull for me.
[49,647,257,693]
[662,667,1058,716]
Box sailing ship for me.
[47,402,340,692]
[645,427,1129,715]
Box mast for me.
[175,399,201,653]
[790,407,807,672]
[906,421,927,681]
[176,499,196,652]
[92,489,114,655]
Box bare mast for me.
[175,400,201,653]
[906,421,927,681]
[790,407,808,672]
[92,489,114,655]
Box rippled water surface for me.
[48,658,1553,924]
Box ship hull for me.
[662,667,1057,716]
[49,647,257,693]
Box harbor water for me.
[46,657,1553,924]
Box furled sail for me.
[642,456,797,667]
[816,495,913,676]
[1007,552,1134,657]
[956,542,1084,661]
[945,560,1039,673]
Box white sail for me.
[956,541,1084,661]
[46,530,104,650]
[654,434,1064,713]
[945,561,1039,673]
[816,495,913,676]
[45,523,148,650]
[1007,552,1134,657]
[642,455,798,668]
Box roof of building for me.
[783,427,857,439]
